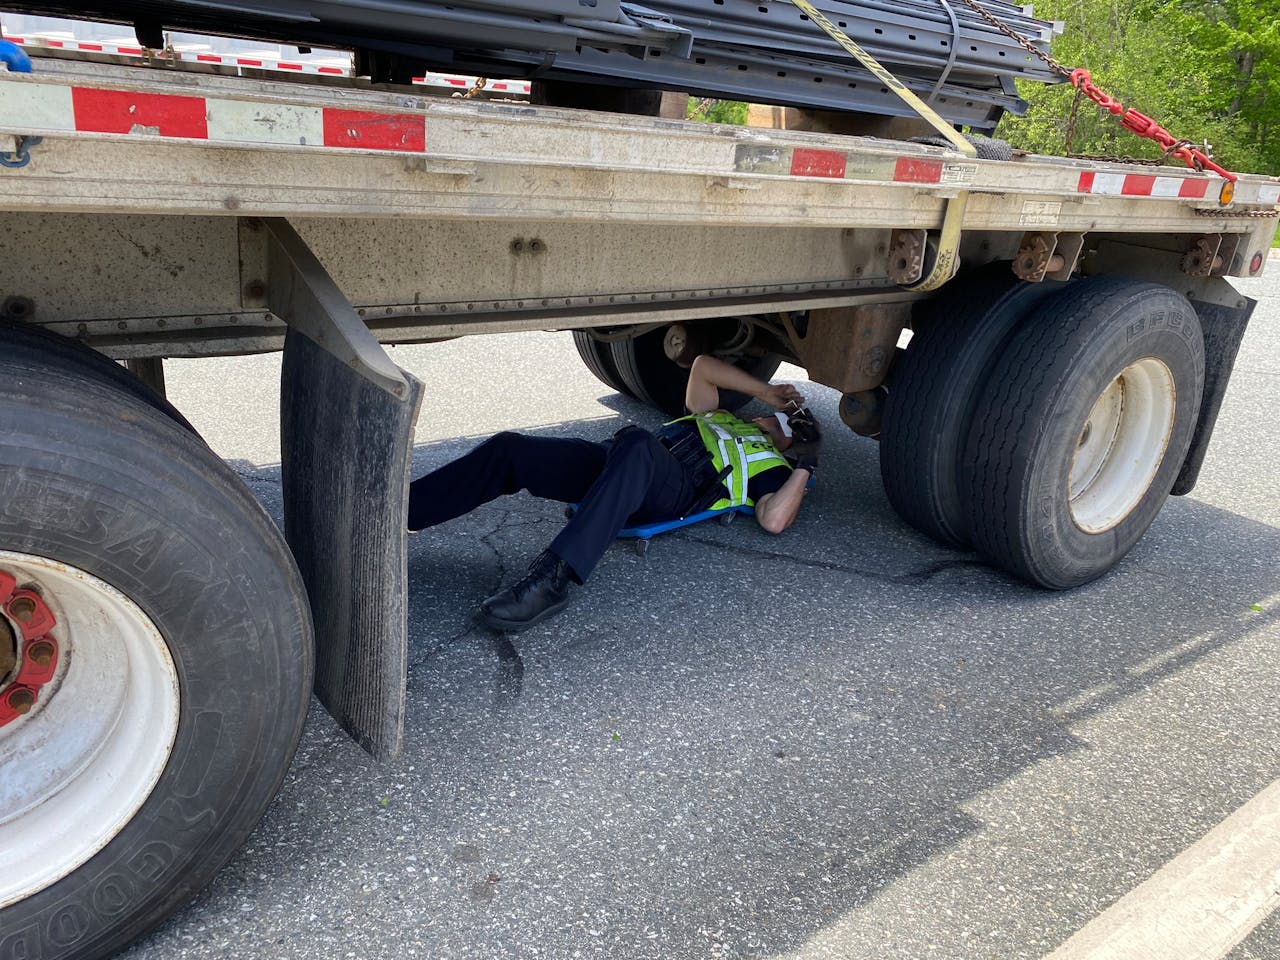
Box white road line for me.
[1045,778,1280,960]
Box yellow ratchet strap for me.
[790,0,975,290]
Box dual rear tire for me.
[881,272,1204,588]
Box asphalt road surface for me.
[125,271,1280,960]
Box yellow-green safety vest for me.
[669,410,792,510]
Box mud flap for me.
[266,218,422,760]
[281,333,422,758]
[1172,295,1256,496]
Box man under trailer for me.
[0,45,1277,960]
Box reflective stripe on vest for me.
[669,410,791,509]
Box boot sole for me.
[477,595,572,633]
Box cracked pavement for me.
[127,272,1280,960]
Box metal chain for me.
[1068,153,1166,165]
[686,97,719,120]
[956,0,1234,181]
[1193,207,1279,218]
[955,0,1072,78]
[1063,83,1083,154]
[462,76,488,99]
[1070,139,1198,166]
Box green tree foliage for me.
[996,0,1280,174]
[686,97,749,125]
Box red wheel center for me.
[0,569,61,726]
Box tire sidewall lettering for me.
[46,905,92,949]
[90,874,135,918]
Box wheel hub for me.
[1068,357,1177,533]
[0,571,61,726]
[0,553,179,908]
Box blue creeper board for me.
[617,504,753,540]
[615,473,811,541]
[569,479,805,555]
[563,502,754,557]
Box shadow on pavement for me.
[199,402,1280,960]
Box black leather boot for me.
[478,550,574,631]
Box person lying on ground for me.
[407,353,821,631]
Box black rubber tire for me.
[571,330,637,398]
[879,263,1066,547]
[0,345,312,959]
[610,327,782,416]
[0,321,195,432]
[961,276,1204,589]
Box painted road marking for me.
[1045,777,1280,960]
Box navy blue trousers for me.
[407,426,696,584]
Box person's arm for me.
[685,354,802,414]
[754,467,811,534]
[755,405,821,534]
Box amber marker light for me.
[1218,179,1235,206]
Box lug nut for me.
[27,640,54,666]
[8,596,35,622]
[7,687,35,714]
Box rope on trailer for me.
[0,37,32,73]
[0,135,41,168]
[925,0,963,105]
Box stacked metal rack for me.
[0,0,1061,129]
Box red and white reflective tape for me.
[734,143,974,187]
[2,34,530,94]
[0,80,427,152]
[5,34,348,76]
[418,74,530,95]
[1077,170,1210,200]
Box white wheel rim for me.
[0,551,179,907]
[1068,358,1176,533]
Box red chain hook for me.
[1069,68,1237,182]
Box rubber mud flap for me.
[281,328,423,760]
[1171,295,1256,495]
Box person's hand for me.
[786,407,822,470]
[759,382,804,411]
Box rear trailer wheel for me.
[610,326,781,416]
[962,277,1204,589]
[0,320,194,431]
[879,263,1065,547]
[571,330,636,398]
[0,339,312,959]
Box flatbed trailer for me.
[0,47,1276,960]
